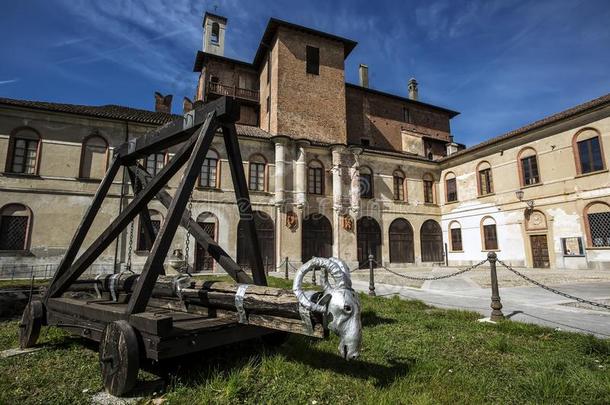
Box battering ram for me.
[293,257,362,360]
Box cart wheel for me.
[261,331,289,347]
[99,320,140,397]
[19,300,43,349]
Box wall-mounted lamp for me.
[515,190,534,209]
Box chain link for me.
[497,259,610,311]
[182,191,193,276]
[125,164,139,273]
[370,258,488,280]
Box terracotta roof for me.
[440,92,610,162]
[0,96,272,140]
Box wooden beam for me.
[126,112,218,314]
[134,165,253,284]
[117,97,239,162]
[47,125,204,299]
[44,156,121,303]
[221,124,267,286]
[127,165,158,266]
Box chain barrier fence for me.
[497,259,610,311]
[371,258,488,281]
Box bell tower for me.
[202,11,227,56]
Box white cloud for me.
[0,79,20,85]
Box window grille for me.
[588,212,610,247]
[0,216,28,250]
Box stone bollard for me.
[368,254,376,296]
[284,257,289,280]
[488,252,504,321]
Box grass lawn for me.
[1,276,609,404]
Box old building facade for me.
[0,12,608,274]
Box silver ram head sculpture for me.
[293,257,362,360]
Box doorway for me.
[530,234,550,268]
[357,216,382,268]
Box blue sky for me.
[1,0,609,146]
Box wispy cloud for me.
[0,79,20,85]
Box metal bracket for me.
[234,284,249,324]
[109,273,122,302]
[183,110,196,130]
[94,273,104,299]
[173,275,191,300]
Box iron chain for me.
[183,191,193,276]
[370,258,488,280]
[125,164,139,273]
[497,259,610,311]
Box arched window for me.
[200,149,220,188]
[445,172,458,202]
[393,170,406,201]
[211,22,220,44]
[477,161,493,196]
[137,209,163,251]
[422,173,434,204]
[146,152,166,176]
[389,218,414,263]
[449,221,462,251]
[307,160,324,195]
[573,128,606,175]
[248,154,267,192]
[6,127,41,175]
[481,216,498,250]
[359,166,374,199]
[357,216,382,267]
[518,147,540,186]
[302,214,333,262]
[584,202,610,247]
[79,135,108,179]
[195,212,218,272]
[0,203,32,251]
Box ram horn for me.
[293,257,349,313]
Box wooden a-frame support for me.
[43,97,266,314]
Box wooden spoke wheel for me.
[99,320,140,397]
[19,300,43,349]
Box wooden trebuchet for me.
[69,274,325,337]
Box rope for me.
[369,258,488,281]
[497,259,610,311]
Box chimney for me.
[446,135,459,156]
[408,78,418,100]
[359,64,369,88]
[154,92,173,114]
[183,97,194,114]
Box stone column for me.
[349,149,362,215]
[295,141,309,209]
[272,136,289,206]
[330,145,345,257]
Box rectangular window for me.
[360,173,373,199]
[393,176,404,201]
[308,167,323,195]
[483,224,498,250]
[403,107,411,123]
[306,46,319,75]
[146,153,165,176]
[10,138,38,174]
[446,178,458,202]
[266,95,270,114]
[423,180,434,204]
[138,219,161,251]
[249,162,266,191]
[200,158,218,188]
[0,216,28,250]
[360,138,370,147]
[578,137,604,174]
[450,228,463,251]
[521,156,540,185]
[478,168,493,195]
[588,212,610,247]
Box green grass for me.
[1,276,609,404]
[0,279,49,289]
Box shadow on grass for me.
[361,310,396,327]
